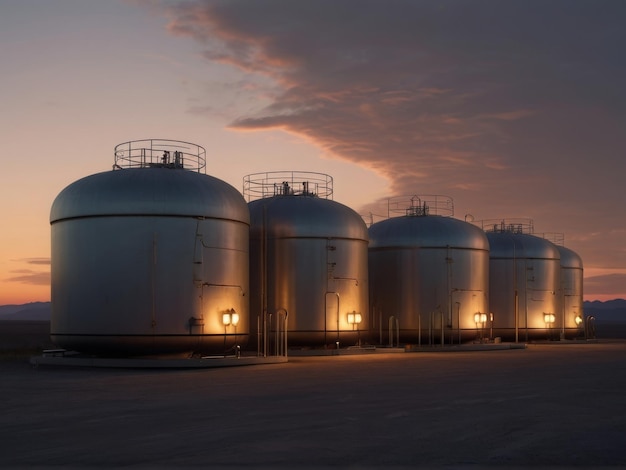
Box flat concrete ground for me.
[2,342,626,468]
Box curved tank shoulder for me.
[368,215,489,250]
[557,245,583,268]
[486,232,560,260]
[248,195,368,240]
[50,168,249,224]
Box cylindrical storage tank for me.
[484,220,561,342]
[368,196,490,345]
[245,172,369,348]
[556,245,584,338]
[50,139,250,356]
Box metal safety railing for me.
[113,139,206,173]
[258,309,288,357]
[243,171,333,202]
[477,218,534,234]
[388,316,400,347]
[585,315,596,340]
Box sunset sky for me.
[1,0,625,305]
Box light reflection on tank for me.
[368,196,490,345]
[245,171,369,348]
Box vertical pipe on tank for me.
[262,203,268,357]
[514,240,518,343]
[151,233,157,332]
[524,258,528,343]
[447,245,453,329]
[456,301,461,345]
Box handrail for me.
[113,139,206,173]
[388,315,399,347]
[243,171,333,201]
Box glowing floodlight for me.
[347,312,362,324]
[474,313,487,324]
[222,309,239,327]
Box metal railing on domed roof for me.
[113,139,206,173]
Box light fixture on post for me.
[474,312,487,343]
[544,312,555,340]
[575,314,583,327]
[347,311,362,327]
[222,308,240,355]
[222,308,239,327]
[347,311,362,346]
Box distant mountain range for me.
[0,302,51,321]
[0,299,624,321]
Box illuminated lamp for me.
[474,313,487,324]
[347,312,362,324]
[222,309,239,326]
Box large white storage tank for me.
[50,139,250,356]
[484,220,561,341]
[368,196,490,345]
[246,171,369,348]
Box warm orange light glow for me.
[347,312,362,324]
[222,309,239,327]
[474,313,487,323]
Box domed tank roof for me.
[244,170,367,241]
[556,245,583,269]
[249,195,368,240]
[486,231,560,260]
[368,215,489,250]
[51,167,249,223]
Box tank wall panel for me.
[489,255,561,339]
[255,238,368,331]
[369,247,489,340]
[51,215,249,353]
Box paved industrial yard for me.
[2,342,626,468]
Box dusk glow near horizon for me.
[1,0,625,305]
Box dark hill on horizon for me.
[0,302,51,321]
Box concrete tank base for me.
[29,351,287,369]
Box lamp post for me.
[474,312,487,343]
[347,311,362,346]
[544,312,555,340]
[222,308,240,354]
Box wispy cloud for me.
[585,274,626,297]
[6,258,51,285]
[13,258,51,266]
[6,269,50,286]
[160,0,626,276]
